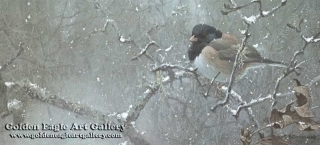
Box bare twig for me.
[222,73,320,118]
[130,41,159,61]
[270,24,320,107]
[124,84,160,145]
[222,0,260,15]
[126,84,160,123]
[219,86,260,128]
[222,0,287,22]
[307,75,320,87]
[270,60,304,106]
[0,42,24,72]
[250,125,273,138]
[89,2,137,45]
[286,18,304,33]
[203,72,220,97]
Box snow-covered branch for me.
[4,80,155,145]
[222,0,287,25]
[151,63,202,86]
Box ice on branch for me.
[5,82,15,87]
[243,15,257,25]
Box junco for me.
[188,24,287,82]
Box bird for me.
[188,24,287,82]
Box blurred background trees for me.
[0,0,319,144]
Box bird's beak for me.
[189,35,198,42]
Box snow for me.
[165,45,172,52]
[298,122,306,125]
[144,89,151,94]
[175,70,184,77]
[302,35,317,42]
[25,82,47,95]
[29,82,38,88]
[108,112,117,117]
[119,35,131,42]
[229,108,237,115]
[117,112,128,119]
[243,15,257,24]
[7,99,22,110]
[240,29,246,35]
[266,123,274,127]
[119,35,126,42]
[162,76,170,82]
[131,122,136,128]
[313,38,320,42]
[304,36,313,42]
[5,82,14,87]
[106,19,114,22]
[119,141,127,145]
[263,33,269,39]
[188,67,195,71]
[262,11,270,16]
[117,105,132,120]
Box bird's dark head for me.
[188,24,222,61]
[189,24,222,43]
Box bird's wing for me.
[217,44,285,65]
[208,38,233,51]
[221,33,240,45]
[208,38,263,62]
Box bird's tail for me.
[245,58,288,68]
[246,58,303,76]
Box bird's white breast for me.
[194,54,230,82]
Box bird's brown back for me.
[201,45,248,78]
[221,33,240,45]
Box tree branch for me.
[130,41,160,61]
[0,42,24,72]
[5,80,156,145]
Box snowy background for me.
[0,0,320,145]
